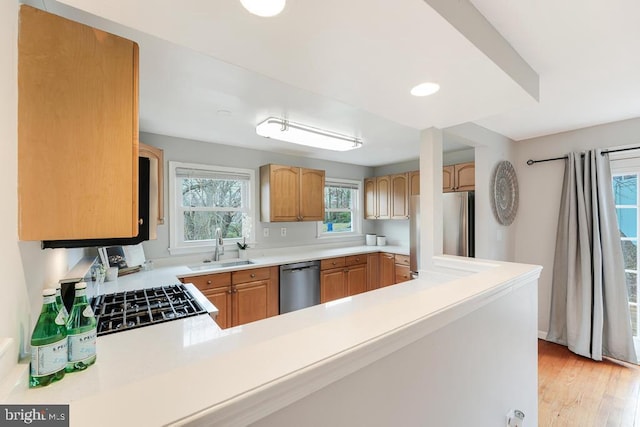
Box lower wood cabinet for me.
[320,254,367,303]
[379,252,396,288]
[367,252,380,291]
[394,254,412,284]
[181,266,279,329]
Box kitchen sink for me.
[188,260,254,271]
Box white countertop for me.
[94,244,408,294]
[2,252,541,427]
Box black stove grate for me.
[91,283,207,336]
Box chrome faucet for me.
[213,227,224,261]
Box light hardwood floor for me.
[539,340,640,426]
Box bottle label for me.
[31,339,67,377]
[82,305,94,318]
[54,310,66,326]
[43,295,55,304]
[68,329,97,363]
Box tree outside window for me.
[320,179,360,236]
[170,162,254,253]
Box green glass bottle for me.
[54,284,69,323]
[65,282,97,372]
[30,288,67,388]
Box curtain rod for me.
[526,145,640,166]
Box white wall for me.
[253,277,538,427]
[444,123,517,261]
[513,117,640,336]
[139,132,375,261]
[0,2,89,380]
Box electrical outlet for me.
[506,409,525,427]
[280,227,287,237]
[263,228,269,237]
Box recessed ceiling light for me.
[240,0,286,17]
[410,82,440,97]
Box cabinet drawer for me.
[345,254,366,266]
[321,257,346,270]
[232,267,271,284]
[395,254,410,266]
[187,272,231,291]
[395,264,411,283]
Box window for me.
[318,178,361,237]
[169,161,255,254]
[611,155,640,340]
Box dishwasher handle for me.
[283,265,319,273]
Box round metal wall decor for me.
[491,160,519,225]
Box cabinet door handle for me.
[226,288,232,294]
[207,280,212,285]
[138,218,144,225]
[332,262,337,266]
[250,273,256,278]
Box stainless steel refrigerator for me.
[442,191,475,257]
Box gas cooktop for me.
[91,283,207,336]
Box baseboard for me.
[538,330,548,340]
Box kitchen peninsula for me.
[3,255,541,427]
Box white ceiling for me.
[34,0,640,165]
[470,0,640,141]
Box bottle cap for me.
[75,282,87,290]
[42,288,56,296]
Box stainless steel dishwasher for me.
[279,260,321,314]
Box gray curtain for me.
[547,149,637,363]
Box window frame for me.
[610,154,640,346]
[168,161,256,255]
[317,177,362,239]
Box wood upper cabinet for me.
[409,170,420,196]
[390,173,409,219]
[443,162,475,193]
[376,176,391,220]
[379,252,396,288]
[299,168,325,221]
[183,266,278,329]
[139,143,164,231]
[320,255,367,303]
[260,164,325,222]
[455,162,475,192]
[364,178,377,219]
[365,172,416,220]
[18,5,139,240]
[364,176,390,219]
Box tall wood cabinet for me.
[260,164,325,222]
[183,266,279,329]
[18,5,139,240]
[443,162,475,193]
[320,255,367,303]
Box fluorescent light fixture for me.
[410,82,440,97]
[240,0,286,17]
[256,117,363,151]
